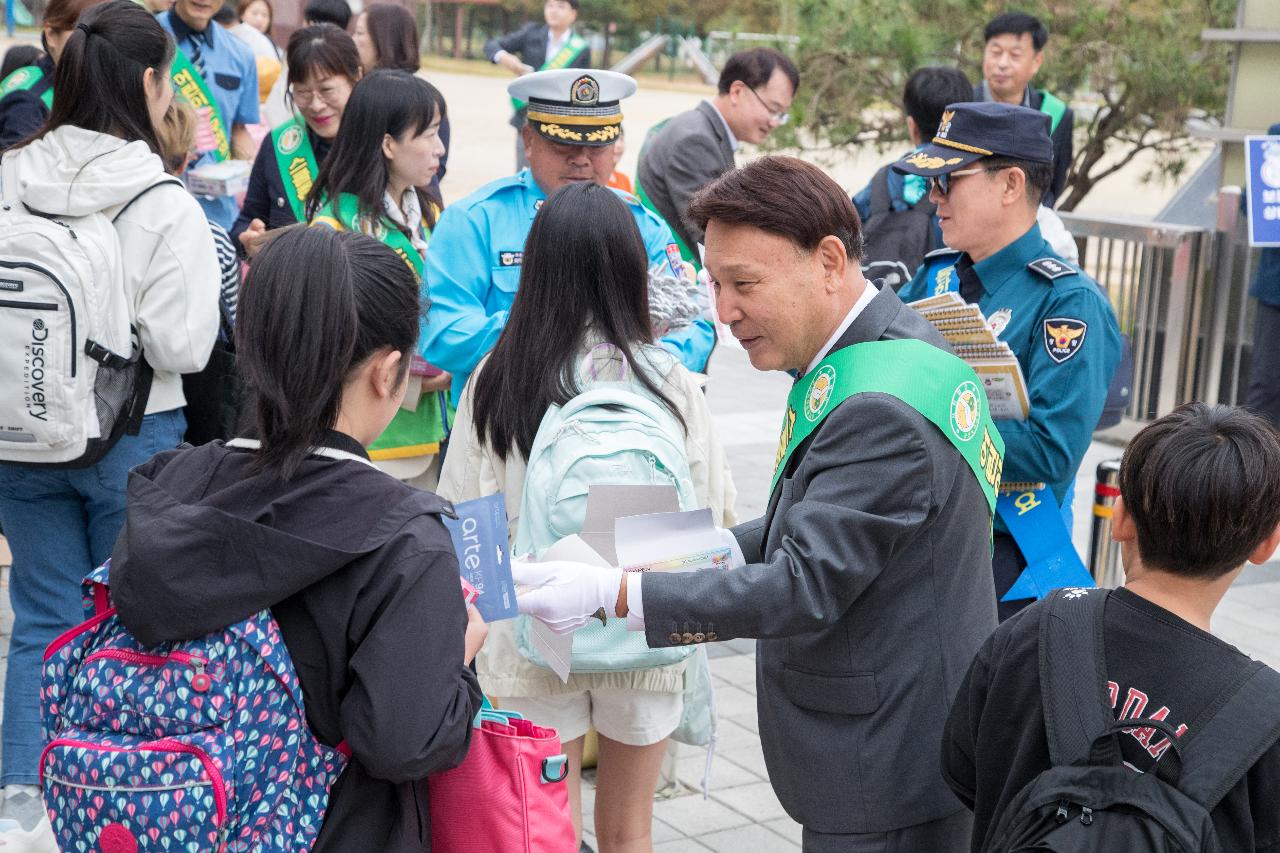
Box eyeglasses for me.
[926,168,989,197]
[747,86,790,125]
[288,84,345,108]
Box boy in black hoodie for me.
[943,403,1280,852]
[112,225,487,851]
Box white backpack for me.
[0,156,174,466]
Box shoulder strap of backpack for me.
[868,165,893,218]
[110,177,184,223]
[1039,588,1116,766]
[1173,660,1280,810]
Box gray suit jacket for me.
[642,285,998,834]
[636,101,735,252]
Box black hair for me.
[236,225,422,478]
[21,0,174,156]
[213,2,236,25]
[286,23,360,87]
[717,47,799,97]
[470,181,686,460]
[980,155,1054,206]
[306,69,445,230]
[689,155,862,260]
[304,0,350,30]
[984,11,1049,52]
[903,67,973,140]
[362,3,419,72]
[1,45,43,80]
[1119,403,1280,580]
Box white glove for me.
[513,558,623,635]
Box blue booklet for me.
[443,494,518,622]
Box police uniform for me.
[895,102,1121,620]
[422,69,714,399]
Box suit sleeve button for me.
[693,632,706,642]
[705,632,718,642]
[681,632,695,644]
[668,632,682,645]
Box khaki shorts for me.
[498,688,683,747]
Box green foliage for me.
[783,0,1238,208]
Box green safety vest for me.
[510,33,590,111]
[171,47,231,162]
[0,64,53,109]
[773,339,1005,517]
[310,193,450,460]
[270,117,319,222]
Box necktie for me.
[957,256,985,304]
[187,32,206,76]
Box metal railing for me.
[1059,188,1263,426]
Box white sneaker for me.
[0,787,58,853]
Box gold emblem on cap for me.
[937,109,955,138]
[571,74,600,106]
[904,151,966,170]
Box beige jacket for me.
[438,344,737,697]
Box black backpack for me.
[985,587,1280,852]
[859,164,938,291]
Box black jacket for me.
[230,119,451,257]
[943,589,1280,852]
[483,23,592,127]
[111,433,483,852]
[0,54,53,149]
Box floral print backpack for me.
[40,560,348,852]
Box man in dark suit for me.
[484,0,591,169]
[515,156,1000,851]
[975,11,1074,207]
[636,48,798,266]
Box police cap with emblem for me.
[509,68,636,147]
[892,101,1054,177]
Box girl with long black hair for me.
[112,225,486,851]
[439,181,736,853]
[307,68,450,482]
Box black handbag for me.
[182,301,246,445]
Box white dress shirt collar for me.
[707,101,740,152]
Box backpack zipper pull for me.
[1079,806,1093,826]
[190,658,212,693]
[1055,801,1069,823]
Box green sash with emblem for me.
[309,192,449,461]
[310,192,425,277]
[270,117,319,221]
[0,64,53,109]
[1037,90,1067,135]
[772,339,1005,516]
[510,33,589,111]
[171,48,231,162]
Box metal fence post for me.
[1089,459,1124,588]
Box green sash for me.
[171,48,231,162]
[634,118,700,270]
[772,339,1005,516]
[0,65,52,109]
[510,33,589,111]
[1037,90,1067,135]
[310,193,448,460]
[270,117,319,222]
[311,193,425,277]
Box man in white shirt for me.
[483,0,591,169]
[515,156,999,852]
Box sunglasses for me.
[925,168,992,197]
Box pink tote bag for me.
[429,706,575,852]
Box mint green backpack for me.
[514,344,698,672]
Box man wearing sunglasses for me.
[636,47,798,268]
[897,101,1121,622]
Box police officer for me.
[896,101,1121,621]
[422,68,715,400]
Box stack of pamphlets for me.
[908,292,1030,420]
